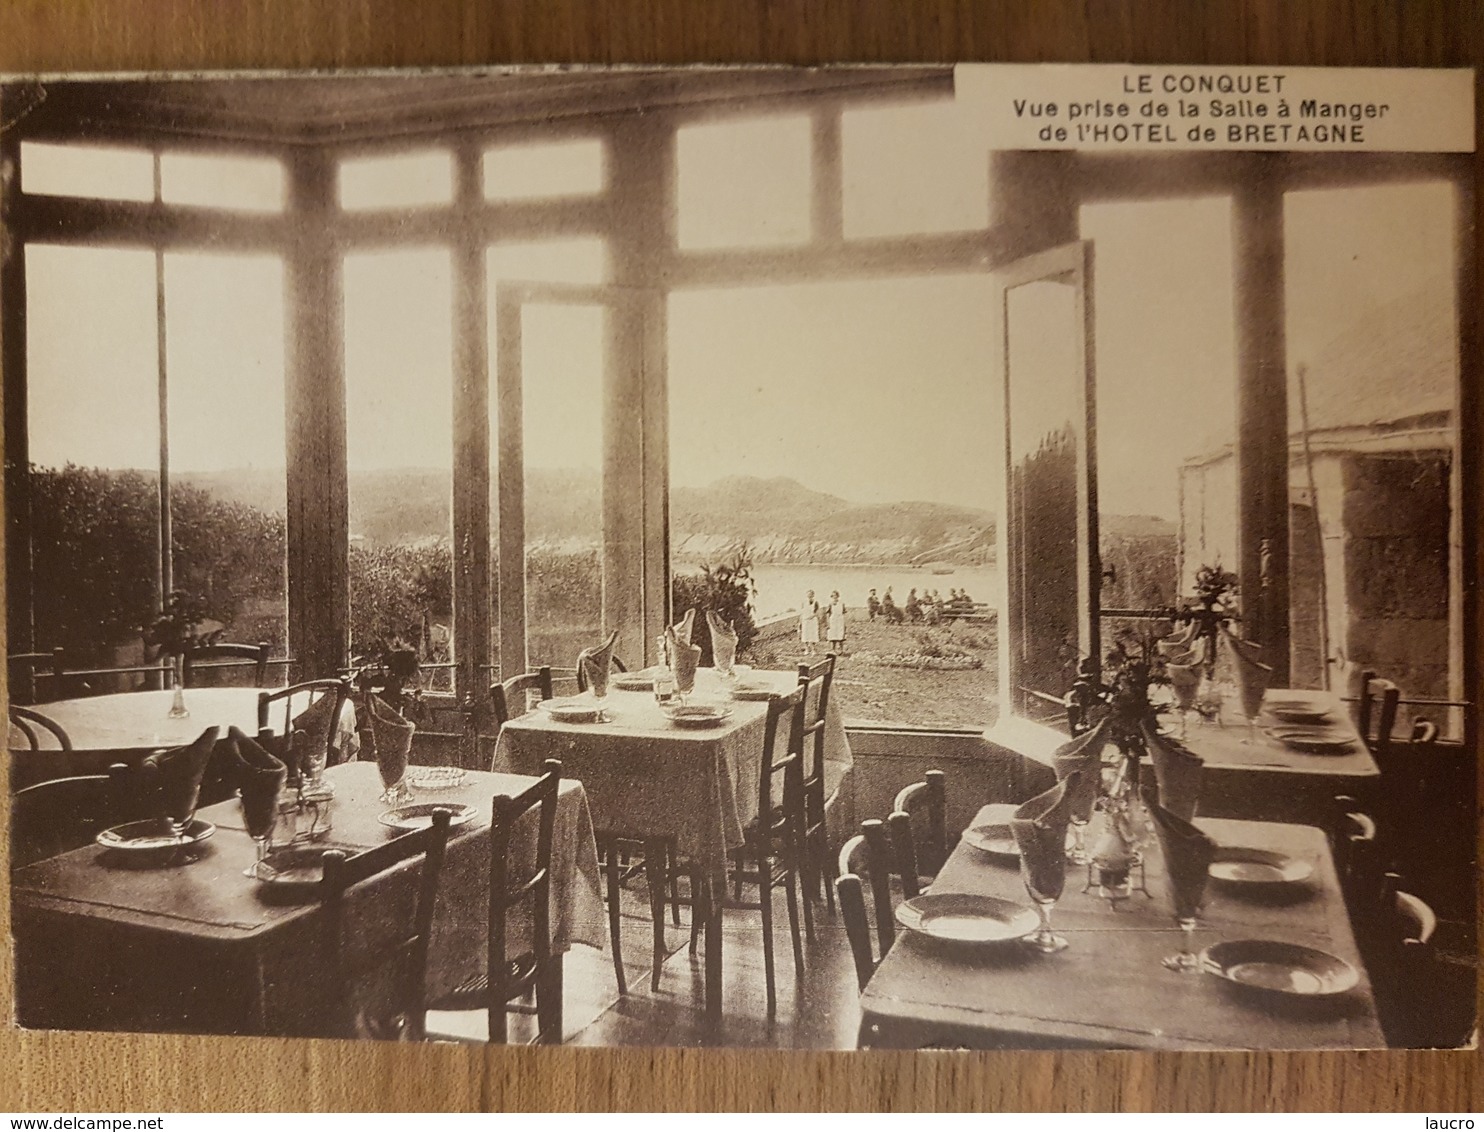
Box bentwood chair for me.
[729,685,809,1015]
[183,642,270,688]
[1329,794,1384,942]
[1366,872,1470,1048]
[1355,672,1401,755]
[321,807,452,1041]
[11,764,139,869]
[428,760,563,1044]
[7,649,66,705]
[9,705,73,751]
[796,654,838,914]
[836,818,899,989]
[889,770,949,899]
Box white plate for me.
[407,765,467,791]
[540,698,602,724]
[961,822,1020,859]
[1263,727,1357,754]
[1202,939,1359,998]
[377,802,479,833]
[1208,847,1315,888]
[729,679,775,701]
[895,893,1039,944]
[663,704,733,728]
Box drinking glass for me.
[1012,820,1069,953]
[582,655,611,723]
[713,632,737,681]
[1149,805,1216,972]
[1167,663,1201,739]
[240,781,282,878]
[673,642,701,704]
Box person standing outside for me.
[866,588,880,621]
[826,590,848,654]
[800,590,821,655]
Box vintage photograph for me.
[1,64,1474,1050]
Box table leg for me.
[703,872,723,1019]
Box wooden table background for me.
[0,0,1479,1112]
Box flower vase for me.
[168,654,190,719]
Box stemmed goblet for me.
[581,655,611,723]
[1145,792,1218,972]
[1010,774,1077,953]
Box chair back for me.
[759,686,807,839]
[1356,673,1401,754]
[490,667,554,729]
[320,807,452,1041]
[258,679,351,773]
[1370,874,1453,1047]
[12,764,137,868]
[573,654,627,692]
[7,648,66,705]
[183,642,270,688]
[835,819,898,989]
[9,706,73,751]
[889,769,948,897]
[796,655,836,791]
[1329,794,1384,935]
[484,759,562,1044]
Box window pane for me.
[518,302,606,670]
[484,138,606,200]
[340,150,454,211]
[1080,197,1237,651]
[26,245,161,669]
[1284,181,1460,735]
[669,276,999,728]
[161,151,285,212]
[21,141,154,202]
[487,239,608,286]
[164,253,288,658]
[345,248,455,689]
[843,100,988,238]
[677,115,812,249]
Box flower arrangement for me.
[1192,563,1240,611]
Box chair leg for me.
[758,847,777,1016]
[797,829,816,945]
[689,865,703,955]
[488,995,508,1045]
[784,860,805,978]
[604,840,627,996]
[667,839,681,927]
[645,838,669,993]
[820,825,839,914]
[537,957,563,1045]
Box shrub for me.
[672,548,759,665]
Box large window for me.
[669,275,999,729]
[344,247,455,687]
[24,246,289,669]
[1283,181,1462,733]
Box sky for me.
[21,82,1459,524]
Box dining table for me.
[11,761,605,1039]
[856,803,1386,1050]
[1178,689,1378,823]
[7,687,361,789]
[493,664,854,1016]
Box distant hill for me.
[178,468,999,565]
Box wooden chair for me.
[889,769,948,899]
[427,760,563,1044]
[796,654,838,915]
[11,764,137,869]
[835,818,898,989]
[728,685,809,1015]
[183,642,270,688]
[257,679,352,771]
[1329,794,1384,943]
[489,667,554,729]
[7,648,66,705]
[1368,873,1466,1048]
[321,807,452,1041]
[1355,672,1401,755]
[573,653,627,692]
[9,705,73,751]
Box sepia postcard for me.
[0,63,1475,1051]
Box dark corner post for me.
[1,105,34,661]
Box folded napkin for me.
[226,725,287,838]
[672,608,697,647]
[671,634,702,695]
[1141,789,1217,920]
[367,694,415,789]
[575,629,619,690]
[1139,720,1204,823]
[290,690,339,768]
[141,725,220,828]
[1222,624,1272,722]
[706,609,739,672]
[1051,715,1110,824]
[1155,619,1201,657]
[1011,775,1078,901]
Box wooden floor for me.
[428,876,863,1049]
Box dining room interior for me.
[1,65,1476,1051]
